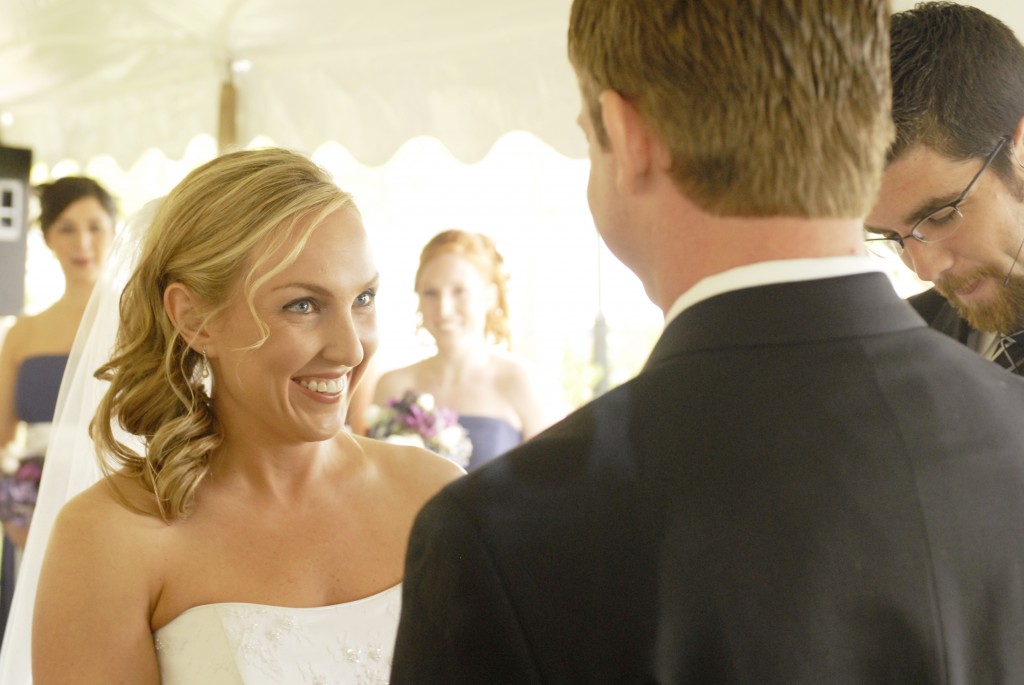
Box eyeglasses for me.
[864,136,1009,257]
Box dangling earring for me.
[200,345,210,379]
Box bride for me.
[7,148,462,684]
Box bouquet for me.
[0,454,44,527]
[366,391,472,467]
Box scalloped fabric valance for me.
[0,0,583,166]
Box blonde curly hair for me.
[91,148,354,520]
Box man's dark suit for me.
[391,273,1024,684]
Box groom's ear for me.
[164,282,211,353]
[599,89,669,195]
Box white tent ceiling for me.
[0,0,582,167]
[5,1,1024,169]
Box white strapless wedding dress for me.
[154,584,401,684]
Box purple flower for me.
[365,392,473,467]
[0,456,43,527]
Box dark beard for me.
[936,266,1024,333]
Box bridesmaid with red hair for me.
[372,229,563,470]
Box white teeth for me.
[299,377,346,395]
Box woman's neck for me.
[55,283,96,316]
[433,335,490,365]
[428,341,493,386]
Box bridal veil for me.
[0,201,156,682]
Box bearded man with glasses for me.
[867,3,1024,374]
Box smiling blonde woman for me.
[29,148,462,684]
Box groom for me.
[391,1,1024,682]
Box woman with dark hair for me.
[0,176,116,643]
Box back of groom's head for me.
[568,0,893,219]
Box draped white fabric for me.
[0,203,153,684]
[4,1,1022,170]
[0,0,581,167]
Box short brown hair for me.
[889,2,1024,187]
[568,0,893,218]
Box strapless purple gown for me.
[1,354,68,646]
[458,415,522,471]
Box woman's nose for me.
[75,228,94,250]
[324,310,365,368]
[438,293,455,316]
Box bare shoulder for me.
[489,349,549,396]
[45,472,172,601]
[357,434,463,503]
[34,474,165,683]
[51,473,167,557]
[488,350,565,439]
[0,315,31,361]
[1,306,76,358]
[490,349,535,378]
[371,363,423,404]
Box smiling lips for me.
[297,376,348,395]
[955,279,985,300]
[937,270,989,303]
[950,276,991,301]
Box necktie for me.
[994,329,1024,374]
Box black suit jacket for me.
[391,273,1024,684]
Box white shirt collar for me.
[664,256,885,327]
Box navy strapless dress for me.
[14,354,69,426]
[458,415,522,471]
[1,353,69,646]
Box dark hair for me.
[36,176,117,234]
[890,2,1024,186]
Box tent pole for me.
[217,64,238,154]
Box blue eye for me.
[285,298,318,314]
[356,289,376,308]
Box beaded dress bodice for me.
[154,584,401,684]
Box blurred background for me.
[6,0,1008,406]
